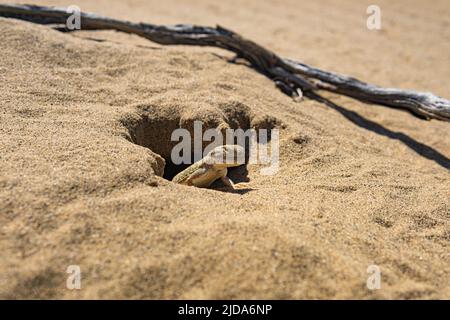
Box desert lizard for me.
[172,144,246,189]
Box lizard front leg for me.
[221,175,236,188]
[221,175,249,190]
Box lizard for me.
[172,144,247,189]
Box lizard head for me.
[205,144,246,168]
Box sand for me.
[0,0,449,299]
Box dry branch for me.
[1,4,449,121]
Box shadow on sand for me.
[306,92,450,171]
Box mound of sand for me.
[0,0,449,299]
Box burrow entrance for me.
[120,102,281,182]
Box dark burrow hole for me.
[161,151,251,184]
[121,102,278,185]
[162,157,192,181]
[123,119,253,183]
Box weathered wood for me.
[1,4,449,121]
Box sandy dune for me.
[0,0,449,299]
